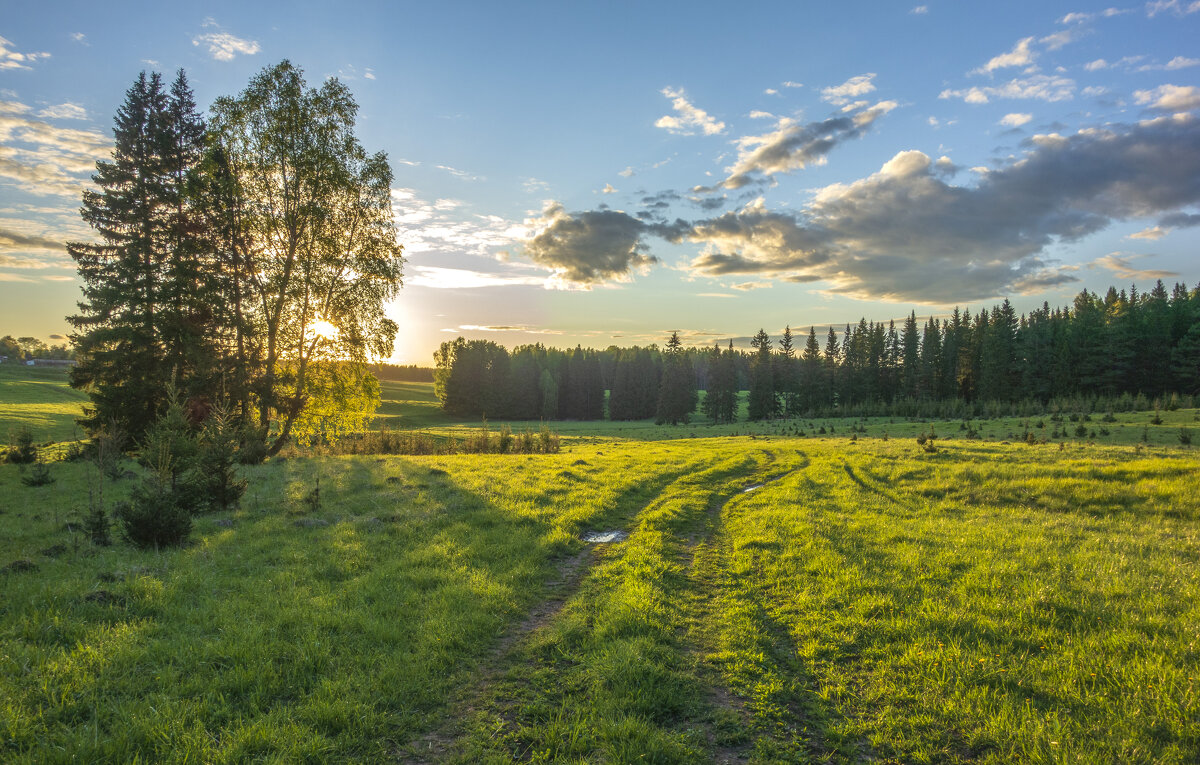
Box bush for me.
[6,427,37,464]
[114,470,195,549]
[85,502,111,546]
[195,405,247,513]
[19,458,54,487]
[1180,428,1193,446]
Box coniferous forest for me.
[434,283,1200,422]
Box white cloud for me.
[364,68,376,80]
[940,74,1075,103]
[0,103,113,196]
[1146,0,1200,17]
[391,187,524,256]
[821,73,877,105]
[601,183,617,194]
[1092,252,1178,279]
[0,35,49,71]
[764,88,778,95]
[1165,56,1200,69]
[1061,8,1130,23]
[973,37,1037,74]
[618,166,634,178]
[654,87,726,136]
[911,5,929,13]
[192,22,260,61]
[1000,112,1033,127]
[410,266,547,290]
[749,110,775,119]
[37,103,87,120]
[70,33,87,45]
[1129,225,1168,239]
[1134,84,1200,110]
[435,164,484,181]
[704,101,896,190]
[782,81,803,88]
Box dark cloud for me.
[0,225,64,252]
[521,204,688,286]
[522,203,656,285]
[689,195,728,211]
[641,191,681,205]
[519,116,1200,299]
[684,116,1200,302]
[1159,211,1200,228]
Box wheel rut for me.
[682,450,810,763]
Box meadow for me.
[2,364,1199,762]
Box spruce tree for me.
[776,326,800,417]
[747,329,776,420]
[702,341,738,424]
[68,71,207,440]
[656,332,698,425]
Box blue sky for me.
[2,1,1199,363]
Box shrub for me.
[7,427,37,464]
[114,470,194,549]
[195,405,247,513]
[1180,428,1193,446]
[19,458,54,487]
[85,502,111,546]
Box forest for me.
[433,281,1200,423]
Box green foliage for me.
[6,426,36,464]
[656,332,698,425]
[19,458,54,487]
[210,60,404,455]
[195,405,247,513]
[113,469,195,549]
[67,70,211,442]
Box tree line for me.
[0,335,74,361]
[433,281,1200,423]
[434,332,698,424]
[67,62,403,454]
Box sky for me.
[2,1,1199,363]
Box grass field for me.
[0,364,88,445]
[3,365,1199,762]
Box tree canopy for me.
[68,63,404,451]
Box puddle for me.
[582,530,628,543]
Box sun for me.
[310,318,339,340]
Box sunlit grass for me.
[3,370,1199,762]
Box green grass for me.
[4,372,1200,761]
[0,364,88,445]
[3,437,1198,762]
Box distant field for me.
[4,369,1196,451]
[2,436,1198,762]
[0,363,88,444]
